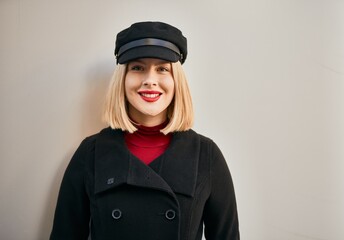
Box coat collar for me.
[94,127,200,197]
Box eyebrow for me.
[129,59,170,65]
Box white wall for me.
[1,0,343,239]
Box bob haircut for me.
[103,61,194,135]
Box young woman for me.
[50,21,240,240]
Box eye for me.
[157,65,171,72]
[129,65,144,71]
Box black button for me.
[112,209,122,219]
[165,209,176,220]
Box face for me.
[125,58,175,126]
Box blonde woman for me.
[50,21,240,240]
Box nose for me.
[142,69,158,87]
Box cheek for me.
[124,76,136,94]
[164,77,175,93]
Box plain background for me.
[1,0,343,239]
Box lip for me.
[138,90,162,102]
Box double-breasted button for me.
[165,209,176,220]
[112,209,122,219]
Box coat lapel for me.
[94,127,199,198]
[154,130,200,197]
[94,128,129,194]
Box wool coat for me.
[50,127,240,240]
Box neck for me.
[124,120,172,164]
[130,119,168,133]
[130,115,167,127]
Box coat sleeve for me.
[203,141,240,240]
[50,138,91,240]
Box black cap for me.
[115,21,187,64]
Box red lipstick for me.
[138,90,162,102]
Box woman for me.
[50,21,240,240]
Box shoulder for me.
[177,129,222,161]
[76,127,123,154]
[183,129,218,149]
[68,127,124,172]
[176,129,213,142]
[81,127,122,144]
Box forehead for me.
[128,58,171,65]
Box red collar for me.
[124,122,172,164]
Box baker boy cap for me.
[115,21,187,64]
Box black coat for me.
[50,127,240,240]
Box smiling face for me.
[124,58,175,126]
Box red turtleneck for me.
[124,122,172,165]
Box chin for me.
[144,111,163,117]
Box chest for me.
[83,129,212,239]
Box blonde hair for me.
[103,61,194,134]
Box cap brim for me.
[117,46,180,64]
